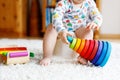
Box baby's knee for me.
[45,24,58,35]
[46,24,54,31]
[83,31,93,39]
[75,27,94,39]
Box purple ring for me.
[95,41,107,66]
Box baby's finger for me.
[91,24,98,30]
[62,36,69,44]
[65,38,69,44]
[86,23,93,30]
[65,36,69,44]
[94,26,99,30]
[89,23,94,29]
[86,26,90,30]
[67,32,73,37]
[86,23,91,27]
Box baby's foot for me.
[77,56,88,65]
[39,57,51,66]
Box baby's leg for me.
[75,27,93,65]
[40,24,58,66]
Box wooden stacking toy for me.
[67,36,112,67]
[0,47,34,65]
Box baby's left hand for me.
[86,22,99,30]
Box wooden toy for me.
[67,36,112,67]
[0,47,34,65]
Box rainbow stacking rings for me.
[67,36,112,67]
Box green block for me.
[2,52,8,56]
[30,52,35,57]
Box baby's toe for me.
[77,56,88,65]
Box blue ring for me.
[95,41,107,66]
[91,41,103,64]
[100,42,112,67]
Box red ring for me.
[84,40,95,59]
[80,39,90,57]
[88,40,99,61]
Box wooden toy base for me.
[6,56,29,65]
[0,55,30,65]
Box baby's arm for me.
[53,0,73,43]
[87,0,103,29]
[52,0,66,33]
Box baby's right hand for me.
[86,22,99,30]
[59,30,73,44]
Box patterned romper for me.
[52,0,103,33]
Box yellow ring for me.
[77,39,85,54]
[70,38,77,49]
[73,39,81,51]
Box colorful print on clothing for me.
[52,0,103,33]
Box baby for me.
[40,0,103,66]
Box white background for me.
[101,0,120,34]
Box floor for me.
[0,37,120,80]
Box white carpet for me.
[0,38,120,80]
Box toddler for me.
[40,0,103,66]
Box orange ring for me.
[70,38,77,49]
[80,39,90,57]
[77,39,85,55]
[73,39,81,51]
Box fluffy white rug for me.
[0,38,120,80]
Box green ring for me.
[70,38,77,49]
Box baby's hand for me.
[86,22,99,30]
[59,30,73,44]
